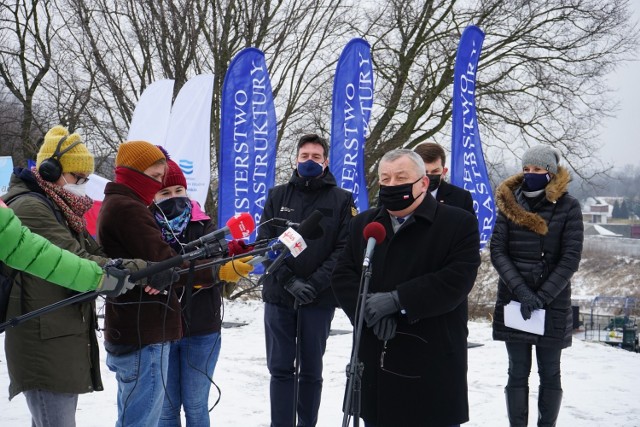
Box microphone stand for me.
[0,290,99,333]
[0,238,227,333]
[342,262,373,427]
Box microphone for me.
[272,218,300,228]
[264,210,324,275]
[183,212,255,251]
[362,222,386,268]
[128,255,184,282]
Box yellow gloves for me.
[218,256,254,283]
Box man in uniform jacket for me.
[414,142,475,216]
[332,149,480,427]
[257,133,356,427]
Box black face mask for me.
[427,174,442,192]
[378,177,422,211]
[155,196,190,219]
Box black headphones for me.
[38,135,83,182]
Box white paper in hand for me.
[504,301,545,336]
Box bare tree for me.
[0,0,55,165]
[360,0,638,197]
[1,0,637,207]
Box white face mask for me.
[63,183,87,197]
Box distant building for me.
[582,196,625,224]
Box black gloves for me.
[372,316,397,341]
[364,291,402,327]
[98,259,134,297]
[285,278,317,305]
[148,266,181,291]
[513,284,544,320]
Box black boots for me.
[505,387,529,427]
[538,387,563,426]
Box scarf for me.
[154,201,192,244]
[114,166,163,205]
[31,167,93,234]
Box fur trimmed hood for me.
[495,166,571,235]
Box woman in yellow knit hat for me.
[0,126,153,426]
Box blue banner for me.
[450,25,495,250]
[218,47,277,242]
[330,38,373,213]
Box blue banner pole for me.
[450,25,496,250]
[218,47,277,247]
[330,38,373,213]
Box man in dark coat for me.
[331,149,481,427]
[414,142,475,216]
[257,133,356,427]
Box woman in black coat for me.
[491,145,583,427]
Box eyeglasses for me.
[379,332,429,379]
[70,173,90,185]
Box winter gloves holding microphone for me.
[218,256,254,283]
[365,290,402,341]
[98,259,181,296]
[513,284,544,320]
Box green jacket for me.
[2,172,110,399]
[0,205,103,292]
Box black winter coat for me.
[157,215,222,336]
[331,194,480,426]
[257,168,356,308]
[434,180,475,216]
[491,167,583,348]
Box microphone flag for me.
[218,47,277,249]
[450,25,495,250]
[329,38,373,214]
[164,74,215,208]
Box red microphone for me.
[183,212,255,251]
[362,222,386,268]
[227,212,255,239]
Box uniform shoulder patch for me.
[351,206,358,217]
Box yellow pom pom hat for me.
[36,125,94,175]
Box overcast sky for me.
[598,1,640,168]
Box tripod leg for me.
[293,304,302,427]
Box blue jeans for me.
[106,342,170,427]
[506,342,562,390]
[158,332,222,427]
[264,302,334,427]
[23,389,78,427]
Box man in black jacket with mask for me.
[257,134,356,427]
[414,142,475,216]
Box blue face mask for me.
[523,173,550,191]
[298,159,324,178]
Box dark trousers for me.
[505,342,562,390]
[265,302,334,427]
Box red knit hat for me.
[164,158,187,189]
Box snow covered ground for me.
[2,299,639,426]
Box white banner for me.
[127,79,175,144]
[0,156,13,196]
[164,74,214,207]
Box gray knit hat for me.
[521,145,561,174]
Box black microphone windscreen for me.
[297,210,323,239]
